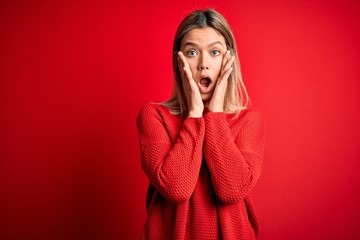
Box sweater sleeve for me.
[136,104,205,204]
[203,110,265,204]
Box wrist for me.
[188,110,203,118]
[208,105,223,112]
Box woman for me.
[137,8,265,239]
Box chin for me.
[201,93,213,102]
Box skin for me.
[177,27,235,118]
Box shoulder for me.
[136,103,173,126]
[230,108,265,128]
[137,102,170,117]
[240,108,264,122]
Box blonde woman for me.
[137,8,265,239]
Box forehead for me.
[181,27,226,48]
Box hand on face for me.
[177,51,204,118]
[178,49,235,115]
[178,27,235,115]
[208,50,235,112]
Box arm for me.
[203,110,265,204]
[136,104,205,204]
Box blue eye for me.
[187,50,197,57]
[211,50,221,56]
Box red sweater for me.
[136,103,265,240]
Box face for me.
[180,27,227,103]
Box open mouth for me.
[198,75,213,94]
[199,77,211,88]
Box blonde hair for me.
[162,8,250,116]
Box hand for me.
[177,51,204,117]
[208,50,235,112]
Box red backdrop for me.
[1,0,360,239]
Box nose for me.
[198,54,209,70]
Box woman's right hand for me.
[177,51,204,118]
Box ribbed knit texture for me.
[136,103,265,240]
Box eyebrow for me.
[182,41,224,48]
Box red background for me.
[1,0,360,239]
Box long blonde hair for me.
[162,8,250,116]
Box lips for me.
[200,77,211,87]
[198,74,213,94]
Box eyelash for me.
[211,50,220,56]
[187,50,197,57]
[186,49,221,57]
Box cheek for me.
[213,58,223,74]
[186,59,198,72]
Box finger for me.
[182,66,191,80]
[177,52,184,68]
[178,51,186,67]
[223,55,235,70]
[177,53,189,82]
[218,56,235,81]
[178,51,191,70]
[178,51,193,81]
[221,50,230,69]
[177,56,182,70]
[218,66,233,83]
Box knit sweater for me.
[136,103,265,240]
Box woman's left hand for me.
[208,50,235,112]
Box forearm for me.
[139,116,205,204]
[203,111,265,204]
